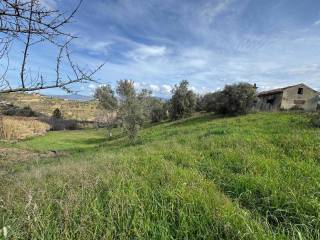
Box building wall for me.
[258,92,283,111]
[281,85,318,111]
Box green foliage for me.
[52,108,62,119]
[94,84,118,110]
[2,112,320,239]
[150,105,166,123]
[116,79,136,99]
[118,96,145,141]
[195,94,204,112]
[205,83,257,115]
[95,80,150,142]
[170,80,196,120]
[311,112,320,127]
[202,92,221,112]
[116,80,146,142]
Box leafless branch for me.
[0,0,102,94]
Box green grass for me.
[1,112,320,239]
[14,128,109,152]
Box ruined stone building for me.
[257,83,319,111]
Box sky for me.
[4,0,320,97]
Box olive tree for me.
[94,84,118,138]
[170,80,196,120]
[207,83,257,115]
[94,80,149,142]
[117,80,146,142]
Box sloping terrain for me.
[0,92,97,121]
[0,112,320,239]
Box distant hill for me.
[46,94,93,102]
[0,92,98,121]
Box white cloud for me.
[314,20,320,26]
[40,0,58,10]
[127,45,167,61]
[161,85,172,94]
[73,38,113,55]
[201,0,233,24]
[149,84,160,92]
[131,82,172,96]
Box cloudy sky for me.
[6,0,320,97]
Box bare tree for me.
[0,0,103,93]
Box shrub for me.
[49,118,78,131]
[3,105,36,117]
[311,113,320,128]
[150,106,165,123]
[52,108,62,119]
[202,92,221,112]
[148,98,167,123]
[213,83,257,115]
[170,80,196,120]
[195,95,204,112]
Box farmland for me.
[0,93,98,121]
[0,112,320,239]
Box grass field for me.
[1,112,320,239]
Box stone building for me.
[257,83,319,111]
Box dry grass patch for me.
[0,116,50,140]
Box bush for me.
[211,83,257,115]
[195,95,204,112]
[49,118,78,131]
[311,113,320,128]
[147,98,167,123]
[202,92,221,112]
[150,106,165,123]
[3,105,36,117]
[52,108,62,119]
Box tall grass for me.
[0,116,50,140]
[1,112,320,239]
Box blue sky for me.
[6,0,320,97]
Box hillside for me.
[0,92,98,121]
[1,112,320,239]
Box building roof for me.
[257,83,319,97]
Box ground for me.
[0,112,320,239]
[0,93,97,121]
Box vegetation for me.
[311,112,320,127]
[0,0,102,94]
[170,80,196,120]
[150,102,167,123]
[202,83,257,115]
[0,93,98,121]
[201,91,221,112]
[0,116,50,140]
[117,80,146,141]
[1,105,36,117]
[52,108,62,119]
[94,85,118,111]
[95,80,161,142]
[1,112,320,239]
